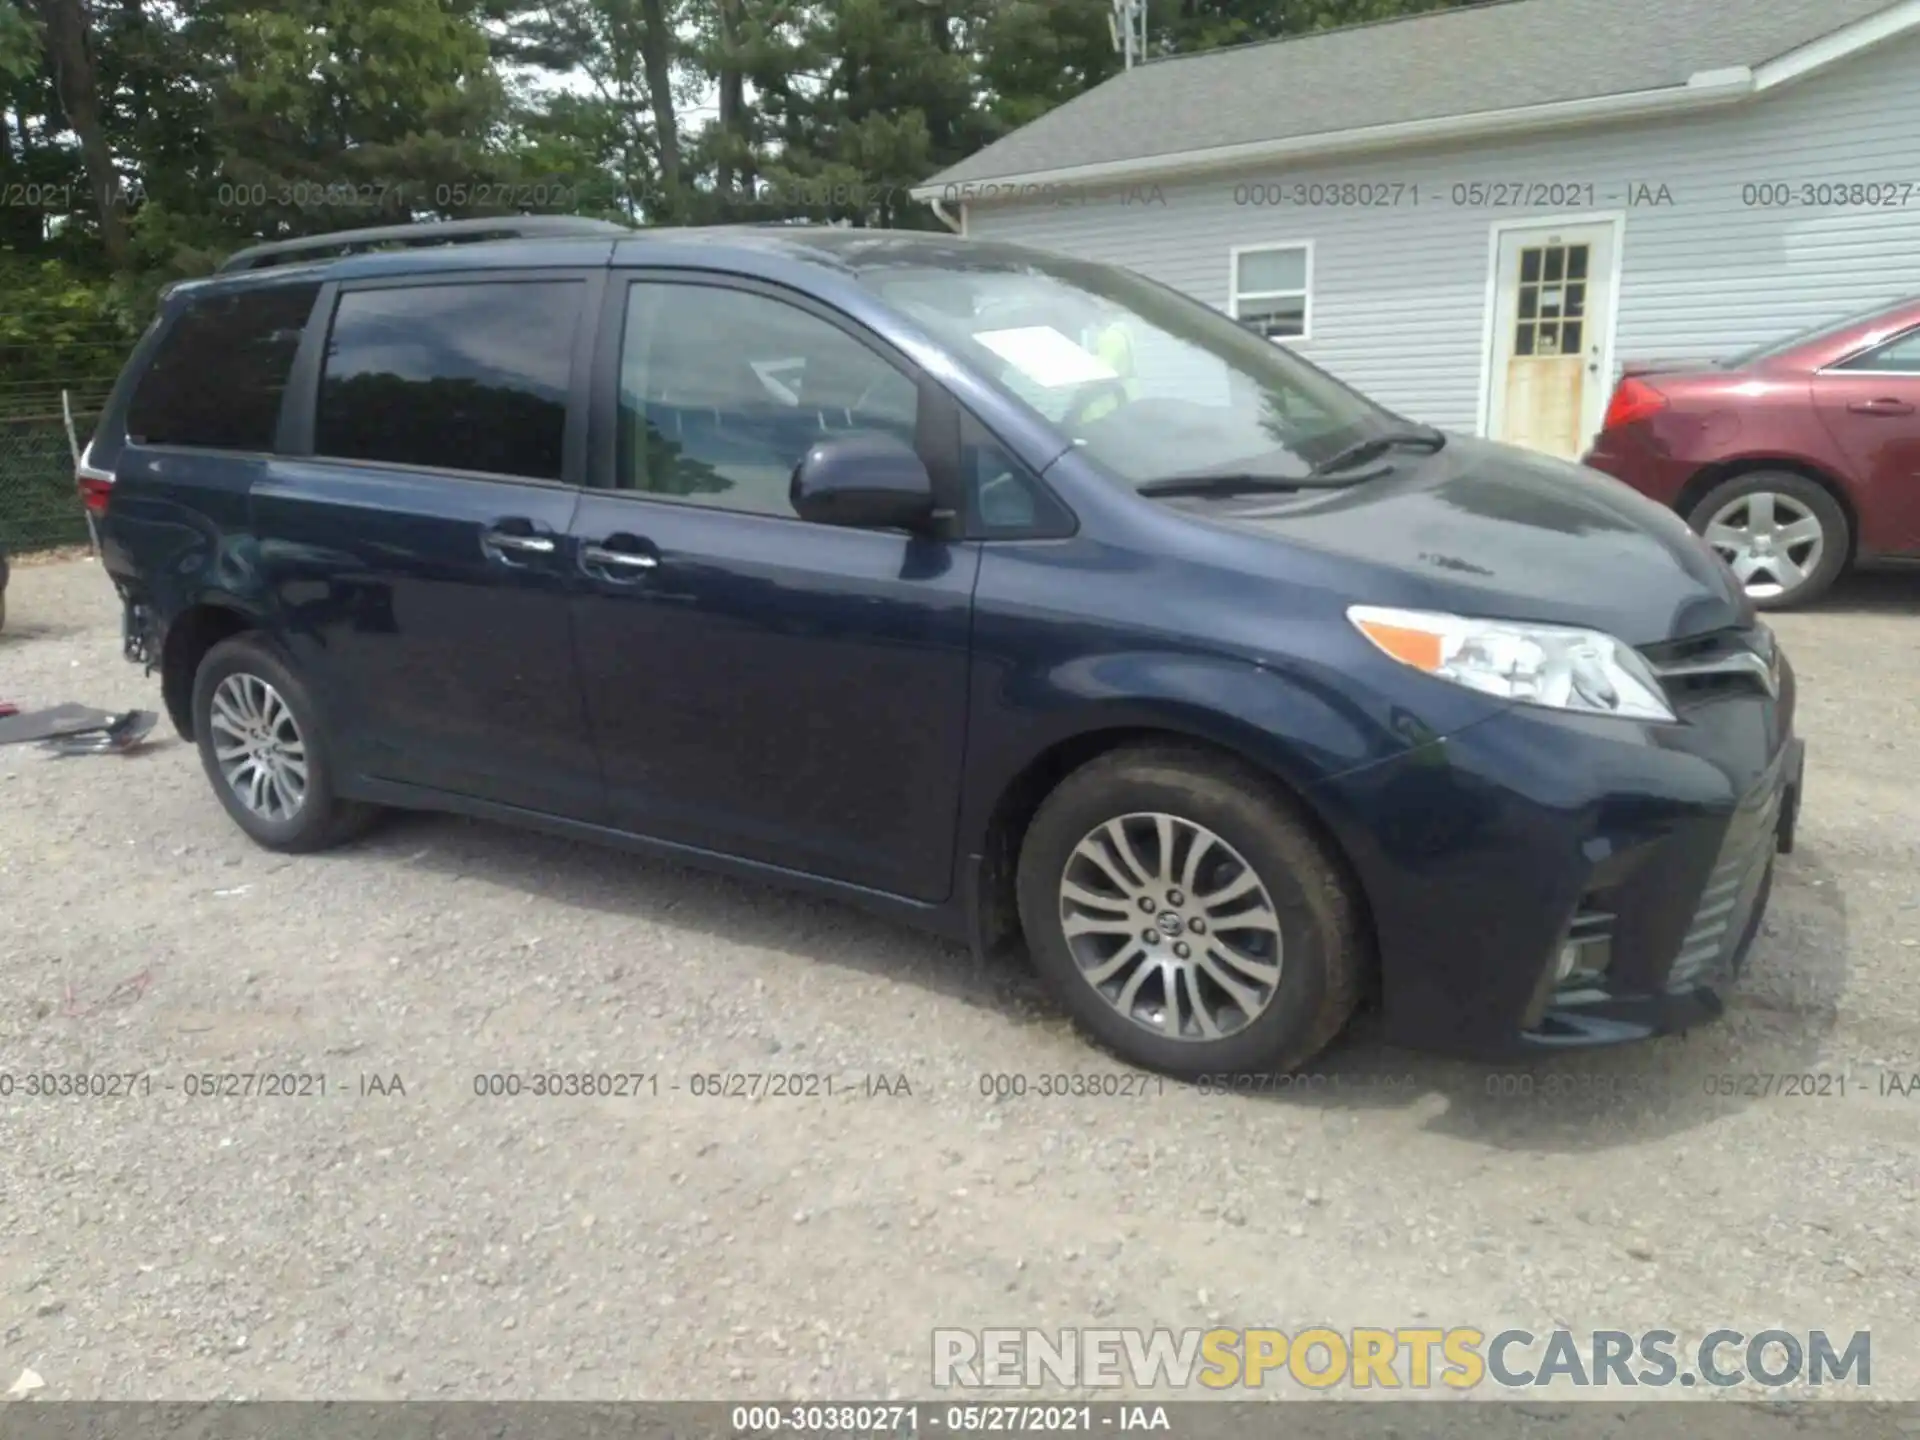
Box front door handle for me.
[1846,397,1915,416]
[485,530,557,555]
[581,543,659,571]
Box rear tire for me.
[191,634,378,852]
[1016,744,1365,1078]
[1686,471,1848,610]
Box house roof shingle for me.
[922,0,1905,191]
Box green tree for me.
[101,0,544,287]
[213,0,506,213]
[737,0,978,228]
[974,0,1118,132]
[0,253,128,394]
[21,0,132,265]
[1156,0,1473,52]
[2,0,1502,297]
[0,1,52,252]
[0,1,39,81]
[503,0,692,222]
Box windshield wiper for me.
[1307,424,1447,478]
[1135,472,1314,497]
[1138,424,1448,496]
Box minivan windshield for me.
[856,252,1396,486]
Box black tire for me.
[190,633,378,852]
[1016,743,1365,1078]
[1685,470,1849,610]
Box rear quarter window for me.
[125,284,319,450]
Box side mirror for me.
[790,432,936,531]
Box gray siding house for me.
[912,0,1920,461]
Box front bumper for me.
[1314,660,1801,1058]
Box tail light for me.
[76,442,115,516]
[1601,376,1668,431]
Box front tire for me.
[1016,744,1365,1078]
[1687,471,1848,610]
[191,634,376,852]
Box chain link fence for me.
[0,395,104,552]
[1,277,132,554]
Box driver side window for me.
[617,282,920,517]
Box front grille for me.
[1667,778,1782,990]
[1643,625,1781,704]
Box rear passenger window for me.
[316,280,582,482]
[616,281,919,517]
[1836,328,1920,373]
[126,284,318,450]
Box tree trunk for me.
[635,0,680,222]
[922,0,952,208]
[32,0,130,268]
[120,0,144,125]
[0,107,37,249]
[715,0,745,198]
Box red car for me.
[1583,296,1920,608]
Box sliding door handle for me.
[581,543,658,570]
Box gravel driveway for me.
[2,556,1916,1401]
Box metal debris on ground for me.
[38,708,159,756]
[0,703,117,744]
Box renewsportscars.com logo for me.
[931,1327,1871,1392]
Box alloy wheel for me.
[1057,812,1285,1042]
[208,672,309,822]
[1702,491,1825,600]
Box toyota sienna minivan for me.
[84,217,1804,1077]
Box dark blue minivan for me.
[86,217,1804,1076]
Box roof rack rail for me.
[215,215,633,274]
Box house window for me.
[1231,244,1311,341]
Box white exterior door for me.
[1485,219,1618,460]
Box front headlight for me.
[1348,605,1676,722]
